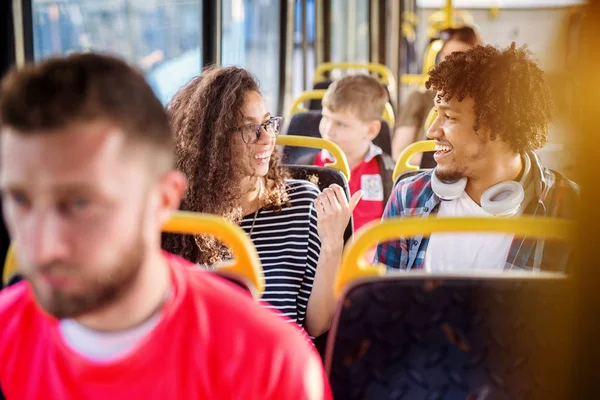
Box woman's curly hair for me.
[426,43,553,153]
[162,65,289,265]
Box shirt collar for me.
[321,142,383,164]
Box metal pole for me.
[369,0,379,64]
[315,0,324,67]
[280,0,295,117]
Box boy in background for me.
[300,74,394,232]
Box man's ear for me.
[366,120,382,141]
[156,171,187,225]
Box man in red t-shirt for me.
[299,75,394,233]
[0,54,331,400]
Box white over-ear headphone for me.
[431,155,530,217]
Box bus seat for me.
[325,217,574,399]
[325,274,570,399]
[282,111,393,164]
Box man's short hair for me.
[426,43,553,153]
[0,53,173,163]
[322,74,388,122]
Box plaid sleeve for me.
[375,184,409,270]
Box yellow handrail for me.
[312,62,398,107]
[392,140,436,182]
[3,212,266,296]
[334,216,575,297]
[277,135,351,181]
[288,90,395,128]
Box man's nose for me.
[426,113,443,140]
[24,210,70,267]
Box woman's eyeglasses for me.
[236,117,282,144]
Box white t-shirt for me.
[425,192,514,272]
[59,312,161,362]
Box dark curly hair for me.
[162,65,289,265]
[426,43,553,153]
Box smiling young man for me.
[376,43,578,272]
[0,53,330,399]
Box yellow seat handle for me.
[334,216,575,297]
[288,90,328,116]
[277,135,351,181]
[288,90,395,128]
[3,212,265,296]
[392,140,436,182]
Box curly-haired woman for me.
[376,43,578,273]
[162,66,361,337]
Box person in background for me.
[162,66,360,339]
[392,26,484,167]
[298,74,395,233]
[0,53,331,399]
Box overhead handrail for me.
[288,90,395,128]
[334,216,575,297]
[277,135,351,181]
[3,212,266,296]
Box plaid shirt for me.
[375,152,579,272]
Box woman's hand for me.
[315,184,363,249]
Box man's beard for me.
[25,222,147,320]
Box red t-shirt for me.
[314,150,385,232]
[0,253,332,400]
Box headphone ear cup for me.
[481,181,524,216]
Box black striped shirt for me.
[240,180,321,328]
